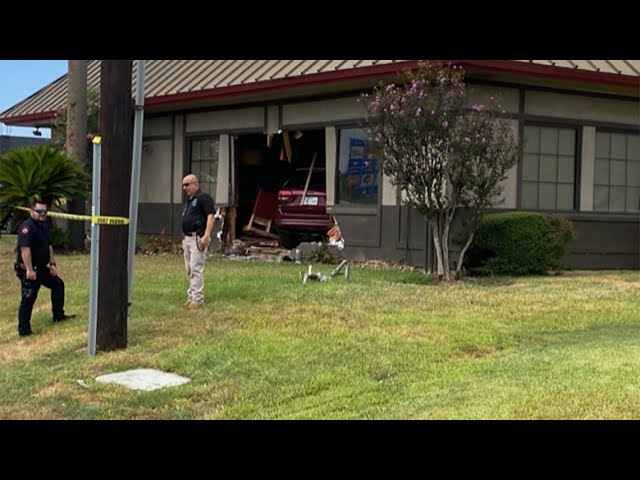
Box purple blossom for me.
[442,120,448,128]
[415,107,422,117]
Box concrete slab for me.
[95,368,190,391]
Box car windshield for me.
[282,170,325,190]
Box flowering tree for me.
[364,62,518,280]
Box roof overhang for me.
[1,110,59,127]
[1,60,638,127]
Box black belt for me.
[14,263,45,272]
[183,232,198,237]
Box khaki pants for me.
[182,236,208,305]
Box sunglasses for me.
[33,209,48,215]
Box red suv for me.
[275,168,332,249]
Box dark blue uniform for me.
[15,217,66,336]
[181,189,215,235]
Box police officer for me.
[15,200,73,337]
[181,174,215,309]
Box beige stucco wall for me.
[381,174,397,207]
[266,106,279,134]
[525,91,639,124]
[282,97,366,126]
[143,116,172,137]
[466,85,520,114]
[140,139,172,203]
[173,115,184,201]
[186,107,264,133]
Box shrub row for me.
[464,211,576,275]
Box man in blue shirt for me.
[15,200,73,337]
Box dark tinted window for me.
[283,170,325,190]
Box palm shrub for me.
[0,145,91,231]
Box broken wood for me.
[300,152,317,205]
[242,188,279,239]
[247,246,283,255]
[283,130,292,163]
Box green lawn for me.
[1,234,638,419]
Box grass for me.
[0,233,638,419]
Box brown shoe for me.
[183,300,192,308]
[186,303,202,309]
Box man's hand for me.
[26,268,36,281]
[50,264,59,277]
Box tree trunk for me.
[442,212,452,281]
[430,218,445,279]
[96,60,133,352]
[456,231,475,275]
[66,60,88,251]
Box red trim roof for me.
[145,61,421,107]
[458,60,640,88]
[1,60,637,125]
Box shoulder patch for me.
[20,226,30,235]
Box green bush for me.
[464,211,576,275]
[135,233,148,251]
[49,224,73,251]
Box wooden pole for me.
[96,60,133,352]
[300,152,317,205]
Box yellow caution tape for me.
[15,206,129,225]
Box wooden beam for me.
[300,152,317,205]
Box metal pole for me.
[87,137,102,356]
[127,60,145,324]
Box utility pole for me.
[66,60,88,250]
[96,60,133,351]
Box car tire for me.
[279,230,300,250]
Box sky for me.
[0,60,68,138]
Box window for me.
[336,127,379,205]
[189,136,219,200]
[593,131,640,213]
[521,126,577,211]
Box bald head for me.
[182,174,200,197]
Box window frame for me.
[519,122,580,212]
[186,135,220,202]
[593,128,640,213]
[334,125,381,208]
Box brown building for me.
[1,60,638,269]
